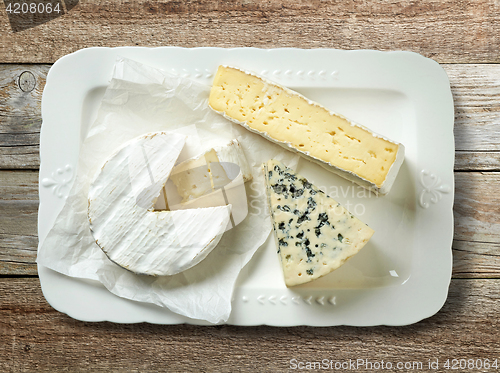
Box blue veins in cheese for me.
[263,159,374,287]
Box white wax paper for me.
[37,57,298,323]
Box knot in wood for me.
[18,71,36,92]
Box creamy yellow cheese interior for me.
[170,149,230,202]
[209,66,399,187]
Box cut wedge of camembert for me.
[209,66,405,195]
[88,131,232,276]
[169,139,252,203]
[263,159,374,286]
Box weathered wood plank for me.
[444,64,500,152]
[453,240,500,278]
[1,63,500,169]
[0,234,37,275]
[0,171,39,274]
[0,278,499,372]
[0,65,48,169]
[455,151,500,171]
[1,170,499,276]
[1,0,500,63]
[453,172,500,243]
[0,147,40,170]
[0,65,48,130]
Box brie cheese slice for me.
[169,139,252,203]
[209,66,405,195]
[88,131,232,276]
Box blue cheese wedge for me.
[263,159,374,286]
[209,66,405,195]
[88,131,232,276]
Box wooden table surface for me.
[1,1,500,372]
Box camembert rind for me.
[88,131,232,276]
[209,66,405,195]
[263,159,374,287]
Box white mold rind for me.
[87,131,232,276]
[212,66,405,195]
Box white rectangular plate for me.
[39,47,454,326]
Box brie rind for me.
[209,66,405,195]
[88,131,232,276]
[169,139,253,202]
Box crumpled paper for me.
[37,57,298,323]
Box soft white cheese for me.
[88,131,232,276]
[263,159,374,287]
[169,139,252,202]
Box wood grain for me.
[455,151,500,172]
[454,172,500,244]
[0,170,39,236]
[0,171,38,275]
[0,277,499,372]
[0,65,48,169]
[446,64,500,152]
[1,170,499,277]
[1,63,500,169]
[453,240,500,278]
[1,0,500,63]
[0,234,37,275]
